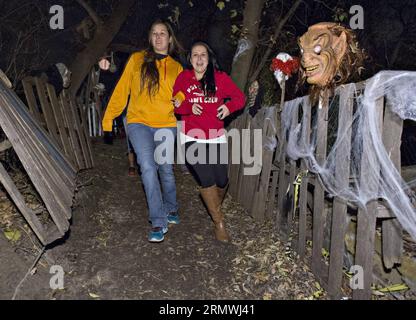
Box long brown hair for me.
[140,20,183,97]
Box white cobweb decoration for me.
[282,71,416,240]
[232,39,252,64]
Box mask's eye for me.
[314,45,322,54]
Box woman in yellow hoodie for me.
[102,20,183,243]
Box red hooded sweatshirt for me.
[173,69,245,140]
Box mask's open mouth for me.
[304,64,319,73]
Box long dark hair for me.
[140,20,183,97]
[189,41,220,97]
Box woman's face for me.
[190,45,209,78]
[150,23,171,54]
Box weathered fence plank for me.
[287,161,297,226]
[265,165,279,220]
[277,115,289,235]
[251,117,274,221]
[297,98,312,259]
[59,91,84,169]
[237,115,253,205]
[243,116,261,213]
[0,106,70,235]
[381,101,403,269]
[69,96,93,169]
[311,93,329,282]
[0,81,76,238]
[2,89,74,209]
[327,84,354,298]
[352,96,384,300]
[22,78,42,124]
[34,77,61,147]
[45,83,74,164]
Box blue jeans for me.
[128,123,178,228]
[122,111,133,153]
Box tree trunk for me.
[230,0,265,92]
[69,0,136,97]
[249,0,302,84]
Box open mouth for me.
[304,64,319,73]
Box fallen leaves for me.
[4,228,21,242]
[223,198,329,300]
[88,292,100,299]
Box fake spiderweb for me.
[232,39,251,64]
[281,71,416,240]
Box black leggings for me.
[185,142,228,188]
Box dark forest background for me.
[0,0,415,102]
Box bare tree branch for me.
[0,0,50,87]
[249,0,303,83]
[76,0,104,29]
[70,0,136,96]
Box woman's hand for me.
[192,103,203,115]
[103,131,113,145]
[217,104,230,120]
[171,98,181,108]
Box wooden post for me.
[311,92,329,282]
[244,113,262,214]
[34,77,61,147]
[276,115,289,235]
[380,101,403,269]
[60,91,85,169]
[353,96,384,300]
[235,114,250,203]
[297,97,312,259]
[328,85,354,298]
[45,83,75,165]
[22,78,43,124]
[251,117,274,221]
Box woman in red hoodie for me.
[173,41,245,242]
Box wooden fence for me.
[228,107,278,223]
[0,71,97,245]
[22,76,94,170]
[77,67,104,137]
[228,76,411,299]
[0,78,77,245]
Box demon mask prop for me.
[298,22,365,103]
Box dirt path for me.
[2,137,327,300]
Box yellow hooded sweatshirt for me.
[102,51,183,132]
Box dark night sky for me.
[1,0,416,88]
[43,0,416,72]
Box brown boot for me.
[200,185,231,242]
[217,183,229,206]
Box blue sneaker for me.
[167,212,180,225]
[148,226,168,243]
